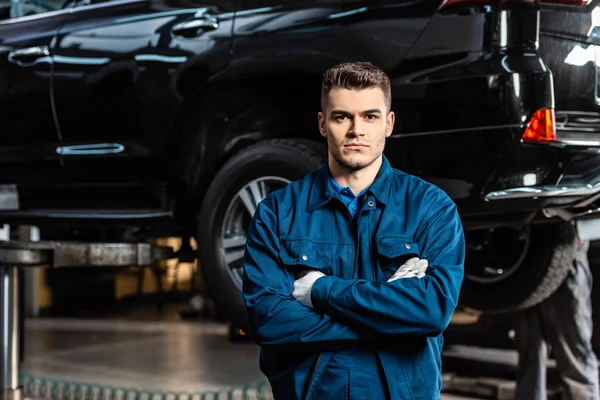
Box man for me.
[242,61,465,399]
[515,236,600,400]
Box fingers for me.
[395,258,427,275]
[402,257,420,267]
[393,257,419,275]
[415,259,428,272]
[388,270,419,282]
[387,257,429,282]
[388,269,416,282]
[295,269,325,280]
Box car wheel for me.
[197,138,326,331]
[459,222,577,313]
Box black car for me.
[1,0,600,330]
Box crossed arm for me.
[241,199,465,351]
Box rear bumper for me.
[458,139,600,230]
[479,136,600,211]
[484,177,600,201]
[469,150,600,237]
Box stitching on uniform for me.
[418,361,435,399]
[281,237,354,246]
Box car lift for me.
[0,236,176,400]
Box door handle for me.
[8,46,49,63]
[172,17,219,37]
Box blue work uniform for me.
[242,155,465,400]
[323,175,389,398]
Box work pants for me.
[515,240,600,400]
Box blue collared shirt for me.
[328,174,369,219]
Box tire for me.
[459,222,577,313]
[197,138,327,331]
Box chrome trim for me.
[0,210,172,219]
[8,46,50,66]
[172,17,219,35]
[56,143,125,155]
[8,46,49,59]
[389,124,523,140]
[559,139,600,146]
[484,181,600,201]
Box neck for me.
[329,155,382,195]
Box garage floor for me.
[18,309,513,400]
[22,318,266,394]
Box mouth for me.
[344,144,369,150]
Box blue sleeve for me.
[242,198,359,350]
[310,200,465,337]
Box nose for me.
[349,116,366,136]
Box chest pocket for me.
[376,236,421,281]
[279,238,333,276]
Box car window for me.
[0,0,65,20]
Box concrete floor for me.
[22,319,265,394]
[15,313,492,400]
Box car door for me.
[50,0,235,205]
[0,3,69,205]
[232,0,442,80]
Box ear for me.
[386,111,395,138]
[318,112,327,137]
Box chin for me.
[338,155,374,171]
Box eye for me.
[335,115,348,121]
[366,114,378,120]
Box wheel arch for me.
[172,71,327,219]
[196,138,328,330]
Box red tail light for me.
[522,108,556,143]
[440,0,590,8]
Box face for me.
[318,87,395,171]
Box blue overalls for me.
[242,156,465,399]
[315,174,388,399]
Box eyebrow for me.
[330,108,383,115]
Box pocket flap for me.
[279,239,330,270]
[376,236,420,259]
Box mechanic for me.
[515,235,600,400]
[242,61,465,399]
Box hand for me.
[293,270,325,309]
[387,257,428,282]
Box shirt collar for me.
[329,172,355,196]
[308,155,393,212]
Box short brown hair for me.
[321,61,392,113]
